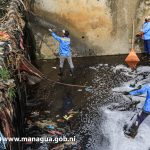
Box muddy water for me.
[25,55,150,150]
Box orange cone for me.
[125,49,140,69]
[125,20,140,69]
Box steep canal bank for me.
[0,0,42,149]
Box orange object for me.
[0,31,10,40]
[125,20,140,69]
[125,49,140,69]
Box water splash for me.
[102,109,150,150]
[78,64,150,150]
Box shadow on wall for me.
[28,14,98,58]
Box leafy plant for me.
[8,87,15,100]
[0,67,10,81]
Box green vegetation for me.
[0,67,10,81]
[0,67,15,100]
[8,87,15,100]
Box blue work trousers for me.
[144,39,150,54]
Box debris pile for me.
[0,0,43,149]
[25,108,80,150]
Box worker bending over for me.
[124,84,150,137]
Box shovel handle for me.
[131,19,135,50]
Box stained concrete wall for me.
[27,0,150,58]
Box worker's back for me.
[51,32,71,57]
[59,37,71,57]
[130,84,150,112]
[143,84,150,112]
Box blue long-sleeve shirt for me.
[140,22,150,40]
[129,84,150,112]
[51,32,71,57]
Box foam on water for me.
[112,65,132,74]
[101,108,150,150]
[85,64,150,150]
[137,66,150,74]
[103,65,150,150]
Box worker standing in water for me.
[49,29,76,76]
[136,16,150,56]
[123,84,150,137]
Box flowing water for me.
[25,55,150,150]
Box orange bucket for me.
[125,49,140,69]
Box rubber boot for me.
[70,68,74,76]
[128,123,138,137]
[148,53,150,60]
[146,53,149,59]
[124,122,138,138]
[58,68,63,76]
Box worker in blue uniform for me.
[49,29,76,76]
[124,84,150,137]
[136,16,150,55]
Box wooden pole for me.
[131,20,135,50]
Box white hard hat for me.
[145,16,150,20]
[62,30,65,34]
